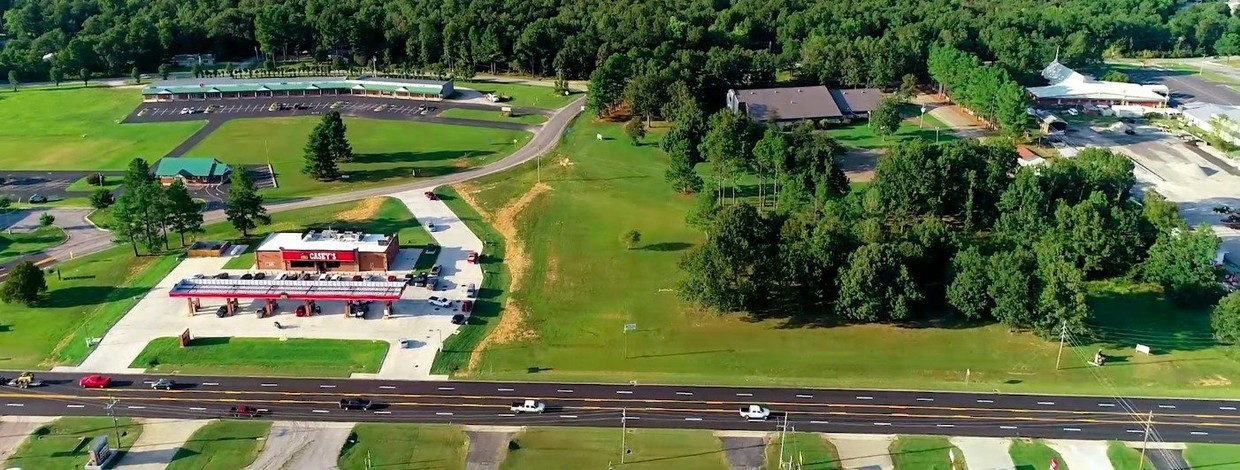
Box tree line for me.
[927,45,1031,136]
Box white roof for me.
[1027,61,1168,102]
[1183,102,1240,126]
[256,231,394,253]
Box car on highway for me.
[466,251,479,264]
[428,296,452,308]
[739,404,770,420]
[430,265,442,277]
[510,400,545,413]
[451,313,466,324]
[151,378,176,390]
[229,405,261,418]
[78,375,111,388]
[339,397,373,410]
[460,300,473,313]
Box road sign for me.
[624,323,637,331]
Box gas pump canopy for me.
[169,278,407,301]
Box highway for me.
[2,372,1238,445]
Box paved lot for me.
[826,433,894,470]
[717,431,768,470]
[0,170,109,203]
[115,418,211,469]
[1125,66,1240,106]
[950,436,1015,470]
[1046,439,1114,470]
[0,416,56,463]
[465,428,518,470]
[247,421,353,470]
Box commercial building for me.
[1182,102,1240,146]
[726,86,884,124]
[254,229,400,272]
[141,77,455,102]
[1027,61,1168,107]
[171,54,215,67]
[1016,145,1046,167]
[154,157,231,186]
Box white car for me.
[510,399,545,413]
[1066,108,1079,116]
[179,107,191,115]
[739,404,771,420]
[427,296,452,308]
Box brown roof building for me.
[726,86,885,124]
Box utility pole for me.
[105,397,122,447]
[778,414,788,469]
[620,408,628,464]
[1055,323,1067,370]
[1139,410,1154,469]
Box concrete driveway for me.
[248,421,353,470]
[826,433,894,470]
[951,436,1015,470]
[1046,439,1114,470]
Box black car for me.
[215,306,228,318]
[451,313,466,325]
[151,378,176,390]
[411,273,428,287]
[240,273,254,280]
[300,272,313,280]
[430,265,442,276]
[214,272,229,279]
[254,272,266,280]
[28,194,47,203]
[427,278,438,290]
[339,397,373,410]
[294,103,308,110]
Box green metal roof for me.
[142,79,445,95]
[154,157,231,178]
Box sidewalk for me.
[115,418,211,469]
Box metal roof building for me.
[1027,61,1168,106]
[726,86,884,124]
[141,77,455,102]
[154,157,231,186]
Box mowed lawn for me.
[1185,443,1240,469]
[131,337,388,377]
[338,424,468,470]
[888,436,958,470]
[502,427,725,470]
[167,420,272,470]
[459,115,1240,397]
[0,87,202,169]
[3,417,143,470]
[439,107,547,125]
[188,116,530,200]
[766,433,842,470]
[1009,439,1066,470]
[456,80,580,109]
[1107,441,1156,470]
[0,225,66,262]
[825,107,955,150]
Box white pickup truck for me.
[739,404,771,420]
[510,399,546,413]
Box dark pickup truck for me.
[339,398,373,410]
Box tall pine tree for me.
[165,179,204,246]
[226,170,271,237]
[302,118,340,180]
[325,111,354,162]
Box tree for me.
[8,70,17,91]
[946,247,991,320]
[870,97,903,140]
[621,229,641,249]
[699,110,755,202]
[624,71,666,126]
[124,158,154,188]
[130,66,140,84]
[587,54,631,115]
[79,68,91,86]
[1212,291,1240,343]
[988,250,1040,329]
[111,190,146,256]
[323,111,353,162]
[165,180,204,246]
[752,128,788,208]
[1142,225,1223,306]
[898,73,919,99]
[1215,33,1240,62]
[225,170,270,237]
[0,262,46,305]
[303,116,340,180]
[191,62,203,78]
[665,152,704,194]
[89,188,114,209]
[1099,71,1131,82]
[835,243,922,321]
[158,64,170,80]
[679,204,775,313]
[623,118,646,145]
[49,67,63,86]
[38,213,54,227]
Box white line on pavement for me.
[1098,403,1115,407]
[810,420,830,424]
[312,410,329,413]
[1064,428,1081,432]
[557,389,574,393]
[916,398,934,402]
[67,404,85,408]
[856,396,873,400]
[189,407,207,411]
[796,394,813,398]
[435,412,454,416]
[128,406,146,409]
[1000,426,1018,430]
[498,388,514,392]
[379,386,396,390]
[937,424,954,428]
[5,404,23,407]
[684,417,702,421]
[498,413,516,417]
[616,391,633,394]
[1158,404,1176,409]
[560,415,579,419]
[977,399,994,404]
[676,392,693,396]
[373,411,391,414]
[1037,401,1055,406]
[319,385,336,388]
[260,383,277,387]
[736,393,753,397]
[1127,429,1144,434]
[1191,431,1209,436]
[874,422,891,426]
[1222,406,1237,411]
[437,387,455,391]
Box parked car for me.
[330,101,344,109]
[339,397,373,410]
[424,191,437,200]
[426,278,438,291]
[294,103,308,110]
[193,274,206,279]
[27,194,46,203]
[151,378,176,390]
[229,405,261,418]
[300,272,313,280]
[466,284,477,298]
[374,104,387,112]
[466,251,479,264]
[460,300,473,313]
[215,306,229,318]
[268,103,280,111]
[451,313,466,324]
[430,265,442,276]
[205,105,218,113]
[241,273,254,280]
[253,272,266,280]
[180,107,192,115]
[412,273,428,287]
[428,296,452,308]
[352,275,364,281]
[214,272,229,279]
[78,375,111,389]
[295,305,308,317]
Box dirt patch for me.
[1195,374,1232,387]
[839,149,880,183]
[336,197,383,222]
[556,157,574,168]
[459,181,552,373]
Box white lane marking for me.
[616,390,633,394]
[560,415,578,419]
[312,410,329,414]
[685,417,702,421]
[67,404,85,408]
[189,407,207,411]
[1098,403,1115,407]
[373,411,391,415]
[1064,428,1081,432]
[810,420,830,424]
[874,422,891,426]
[917,398,934,402]
[557,389,574,393]
[203,382,219,386]
[796,394,813,398]
[257,408,269,412]
[437,387,455,391]
[1127,429,1145,434]
[498,413,516,417]
[937,424,954,428]
[435,412,454,416]
[1037,401,1055,406]
[319,385,336,388]
[379,386,396,390]
[977,399,994,404]
[498,388,514,392]
[856,396,873,400]
[736,393,753,397]
[1158,404,1176,409]
[1222,406,1237,411]
[624,416,640,420]
[5,404,23,407]
[1191,431,1209,436]
[676,392,693,396]
[1000,426,1018,430]
[260,383,278,387]
[127,406,146,409]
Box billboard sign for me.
[281,250,356,262]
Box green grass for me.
[826,108,956,150]
[457,80,580,109]
[450,114,1240,397]
[166,420,272,470]
[439,107,547,125]
[222,249,256,269]
[766,433,841,470]
[889,436,961,470]
[0,225,66,262]
[65,175,122,193]
[502,427,725,469]
[130,336,388,377]
[1009,439,1066,470]
[338,424,467,470]
[1185,443,1240,469]
[2,417,143,470]
[1106,441,1156,470]
[0,87,203,169]
[187,116,530,200]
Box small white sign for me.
[1135,344,1151,355]
[624,323,637,331]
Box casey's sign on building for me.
[281,250,357,262]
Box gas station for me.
[168,277,408,318]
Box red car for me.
[424,191,437,200]
[79,375,111,388]
[295,305,308,317]
[229,405,261,418]
[466,251,479,264]
[461,300,473,313]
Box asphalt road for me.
[1,372,1236,446]
[1125,66,1240,106]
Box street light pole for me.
[620,408,628,464]
[1138,410,1154,469]
[1055,323,1067,370]
[105,397,122,447]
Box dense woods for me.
[1,0,1238,95]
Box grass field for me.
[888,436,960,470]
[765,433,841,470]
[502,427,725,469]
[1009,439,1066,470]
[1106,441,1156,470]
[825,106,956,150]
[338,424,467,470]
[457,80,580,109]
[439,108,547,125]
[130,337,388,377]
[450,115,1240,397]
[1184,443,1240,469]
[0,87,203,169]
[2,417,143,470]
[0,225,66,262]
[65,175,123,193]
[167,420,272,470]
[188,117,530,200]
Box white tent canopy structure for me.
[1027,61,1168,106]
